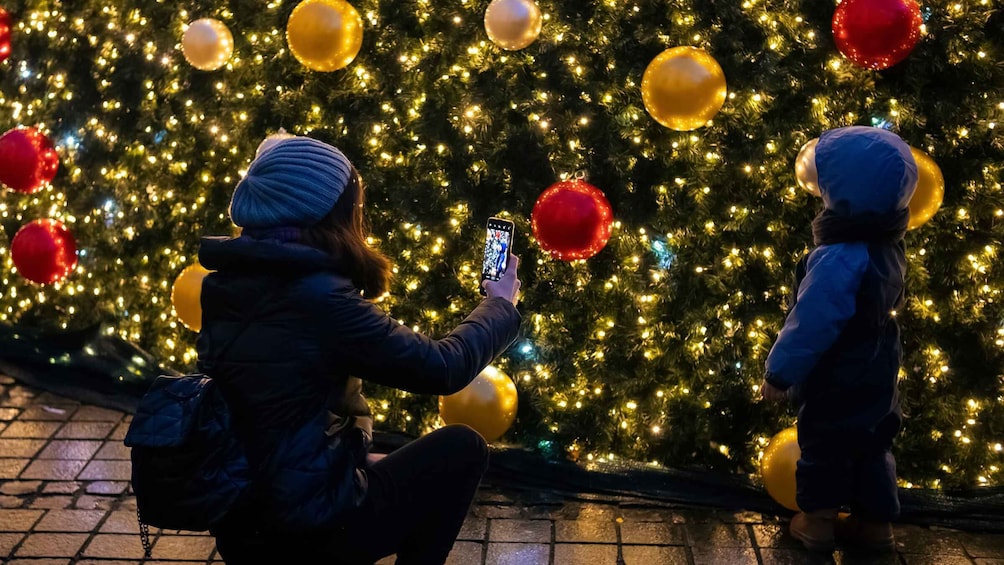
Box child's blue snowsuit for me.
[766,126,918,521]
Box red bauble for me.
[0,128,59,193]
[11,219,78,284]
[832,0,922,70]
[531,180,614,261]
[0,8,11,63]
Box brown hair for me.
[301,168,391,298]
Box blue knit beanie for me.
[229,136,353,229]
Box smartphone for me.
[480,217,516,296]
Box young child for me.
[761,126,918,552]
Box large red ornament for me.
[0,128,59,194]
[0,8,11,63]
[11,219,78,284]
[531,179,614,261]
[832,0,923,70]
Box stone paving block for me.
[894,524,967,555]
[34,509,107,532]
[620,522,685,545]
[38,440,103,460]
[7,559,72,565]
[73,495,116,511]
[833,550,901,564]
[0,532,25,555]
[489,519,551,543]
[975,559,1004,565]
[29,496,75,509]
[109,423,131,441]
[1,422,62,439]
[751,523,801,549]
[86,481,129,495]
[684,522,752,548]
[78,460,131,481]
[901,554,976,564]
[0,509,44,531]
[34,393,81,407]
[375,556,395,565]
[553,543,617,563]
[41,482,81,494]
[0,494,24,508]
[446,541,483,565]
[1,395,33,408]
[94,441,131,460]
[83,533,147,559]
[760,548,839,565]
[961,533,1004,558]
[621,545,689,565]
[0,458,29,478]
[15,532,88,557]
[17,406,74,421]
[0,439,47,457]
[486,543,549,565]
[691,546,759,565]
[77,561,142,565]
[458,517,487,541]
[722,511,765,523]
[554,519,617,543]
[473,505,524,519]
[100,510,140,534]
[54,422,115,440]
[151,534,217,560]
[555,502,620,521]
[615,507,666,522]
[19,459,86,481]
[0,481,42,495]
[71,406,125,422]
[0,408,22,421]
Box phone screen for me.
[482,218,514,282]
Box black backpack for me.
[124,288,274,555]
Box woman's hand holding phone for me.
[483,254,521,306]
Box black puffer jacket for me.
[196,235,521,531]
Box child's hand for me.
[760,380,788,402]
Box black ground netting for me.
[2,323,1001,532]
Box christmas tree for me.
[1,0,1002,490]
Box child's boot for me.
[835,514,895,551]
[790,509,837,552]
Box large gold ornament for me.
[761,427,801,512]
[182,19,234,71]
[484,0,542,51]
[907,147,945,230]
[287,0,364,72]
[439,366,518,442]
[795,138,821,196]
[171,263,211,332]
[642,47,727,131]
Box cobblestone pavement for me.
[2,375,1003,564]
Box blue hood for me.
[816,126,918,217]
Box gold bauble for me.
[642,47,727,131]
[286,0,364,72]
[171,263,211,332]
[484,0,542,51]
[795,138,821,196]
[439,366,518,442]
[761,427,801,512]
[182,18,234,71]
[907,147,945,230]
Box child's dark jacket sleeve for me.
[765,243,870,390]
